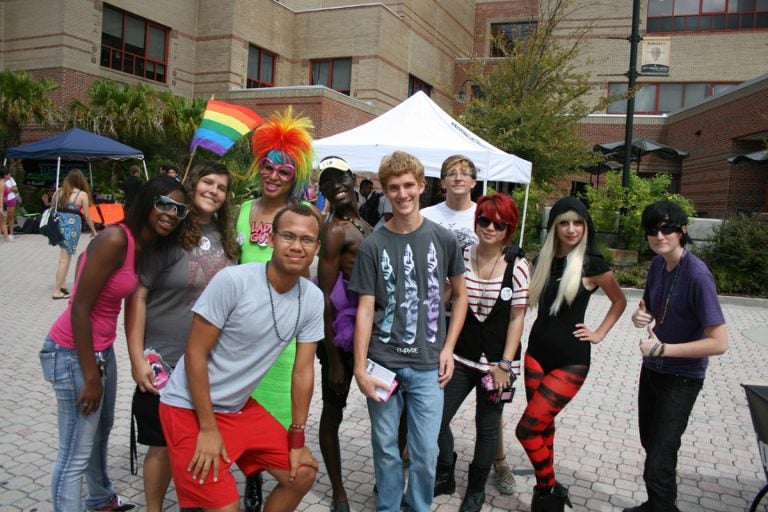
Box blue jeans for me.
[637,366,703,512]
[368,367,443,512]
[438,364,507,471]
[39,338,118,511]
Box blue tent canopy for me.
[4,128,147,186]
[5,127,144,160]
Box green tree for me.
[157,91,206,164]
[66,80,164,152]
[584,172,695,252]
[0,69,59,153]
[460,0,613,184]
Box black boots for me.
[434,451,457,496]
[459,463,491,512]
[244,472,263,512]
[531,482,572,512]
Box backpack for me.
[359,191,382,227]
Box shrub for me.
[700,215,768,297]
[583,173,695,252]
[612,262,649,289]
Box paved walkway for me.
[1,233,768,511]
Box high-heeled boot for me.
[538,482,573,512]
[531,486,546,512]
[459,463,491,512]
[434,451,457,496]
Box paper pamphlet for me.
[366,358,398,401]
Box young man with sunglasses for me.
[625,200,728,512]
[159,204,324,512]
[350,151,468,512]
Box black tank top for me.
[527,255,609,373]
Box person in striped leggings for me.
[516,197,626,511]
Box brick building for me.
[1,0,766,215]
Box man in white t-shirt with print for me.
[421,155,478,250]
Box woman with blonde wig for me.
[516,197,626,512]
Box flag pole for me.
[183,95,215,184]
[182,146,197,184]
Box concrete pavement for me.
[1,232,768,511]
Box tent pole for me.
[88,161,94,189]
[519,182,530,248]
[141,160,149,180]
[55,157,62,189]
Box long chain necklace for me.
[338,215,373,237]
[473,248,502,315]
[265,262,302,343]
[656,250,685,325]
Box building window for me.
[247,45,276,88]
[408,75,432,97]
[100,4,169,83]
[490,22,537,57]
[311,58,352,95]
[647,0,768,33]
[607,82,737,114]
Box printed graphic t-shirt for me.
[349,218,464,370]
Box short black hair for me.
[641,200,693,246]
[360,179,373,188]
[272,203,321,236]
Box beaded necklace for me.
[656,250,685,325]
[265,262,302,343]
[338,215,372,237]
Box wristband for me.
[290,423,306,431]
[288,429,305,449]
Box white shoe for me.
[7,235,15,241]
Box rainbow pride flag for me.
[190,100,265,156]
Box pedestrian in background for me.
[51,169,98,300]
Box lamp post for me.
[622,0,642,188]
[457,79,482,101]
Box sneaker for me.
[86,495,136,511]
[7,235,15,241]
[493,463,517,495]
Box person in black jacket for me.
[435,193,530,511]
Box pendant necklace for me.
[474,248,502,316]
[338,215,373,237]
[265,262,302,343]
[656,250,685,325]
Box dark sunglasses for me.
[477,216,509,231]
[153,195,189,219]
[645,224,681,237]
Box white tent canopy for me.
[313,91,532,184]
[313,91,533,245]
